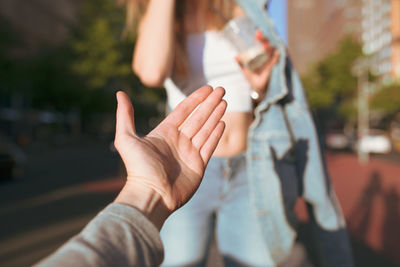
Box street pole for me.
[357,71,369,164]
[353,57,370,165]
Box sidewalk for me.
[327,151,400,265]
[295,151,400,266]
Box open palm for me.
[114,86,226,214]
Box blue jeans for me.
[160,154,274,266]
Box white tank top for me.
[164,30,252,112]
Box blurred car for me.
[0,150,15,180]
[325,131,351,150]
[0,135,26,181]
[356,130,392,154]
[390,121,400,153]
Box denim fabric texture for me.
[160,155,274,266]
[234,1,354,266]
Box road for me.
[325,151,400,266]
[0,141,399,266]
[0,139,123,266]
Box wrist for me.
[114,179,170,230]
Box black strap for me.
[280,103,296,147]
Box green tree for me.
[26,46,85,110]
[66,0,165,131]
[0,0,165,133]
[370,83,400,120]
[0,17,23,96]
[302,37,362,129]
[70,0,131,90]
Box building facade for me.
[361,0,400,83]
[0,0,79,57]
[287,0,362,74]
[391,0,400,80]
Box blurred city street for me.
[0,0,400,266]
[0,139,124,266]
[325,151,400,267]
[295,151,400,267]
[0,140,399,266]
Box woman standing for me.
[129,0,354,266]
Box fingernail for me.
[256,30,262,40]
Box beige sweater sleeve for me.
[35,203,164,267]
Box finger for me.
[235,56,244,69]
[259,49,280,76]
[271,49,280,64]
[116,91,136,136]
[200,121,225,166]
[265,49,280,71]
[257,49,280,83]
[192,100,227,150]
[255,30,272,51]
[162,85,213,127]
[180,87,225,139]
[255,29,265,42]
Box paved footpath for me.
[60,151,400,266]
[1,148,398,266]
[297,152,400,266]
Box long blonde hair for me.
[123,0,235,76]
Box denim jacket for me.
[235,0,354,266]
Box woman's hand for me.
[114,86,226,229]
[236,30,280,98]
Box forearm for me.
[133,0,176,87]
[114,180,170,231]
[35,204,164,267]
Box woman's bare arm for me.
[133,0,176,87]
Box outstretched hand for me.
[114,86,226,229]
[236,30,280,97]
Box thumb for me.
[235,56,245,70]
[116,91,137,136]
[261,49,280,74]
